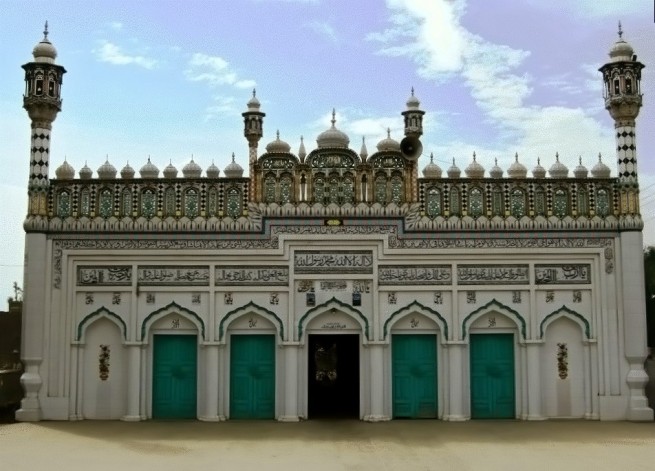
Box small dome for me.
[609,23,634,62]
[206,160,220,178]
[406,87,420,110]
[224,153,244,178]
[376,128,400,152]
[182,157,202,178]
[573,157,588,179]
[163,160,178,179]
[359,136,368,160]
[246,89,261,111]
[591,153,611,178]
[490,158,503,179]
[316,109,350,149]
[532,158,546,179]
[55,158,75,180]
[139,157,159,178]
[447,158,461,179]
[120,162,135,179]
[265,130,291,153]
[548,153,569,178]
[97,157,117,179]
[422,153,442,178]
[298,136,307,161]
[79,161,93,180]
[32,22,57,64]
[507,153,528,179]
[465,152,485,178]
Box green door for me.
[152,334,197,419]
[470,333,515,419]
[230,334,276,419]
[392,334,438,418]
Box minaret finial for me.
[276,129,280,140]
[252,88,256,98]
[618,21,623,39]
[411,86,415,96]
[43,21,49,40]
[430,153,434,163]
[232,152,236,162]
[331,109,336,127]
[515,152,519,162]
[473,151,476,161]
[387,127,391,139]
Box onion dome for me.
[163,160,178,179]
[79,161,93,179]
[532,157,546,179]
[406,87,421,110]
[548,152,569,178]
[265,130,291,153]
[182,157,202,178]
[32,22,57,64]
[120,161,135,179]
[97,156,117,179]
[359,136,368,160]
[507,152,528,179]
[573,156,588,179]
[609,22,634,62]
[139,157,159,178]
[447,158,461,178]
[246,89,261,111]
[465,152,485,178]
[206,160,220,179]
[55,158,75,180]
[298,136,307,161]
[376,128,400,152]
[591,153,611,178]
[224,153,244,178]
[490,158,503,179]
[422,153,442,178]
[316,109,350,149]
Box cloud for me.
[94,40,158,69]
[185,53,256,89]
[304,21,338,43]
[109,21,123,31]
[371,0,615,168]
[204,95,239,121]
[524,0,645,18]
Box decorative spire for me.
[252,88,256,98]
[387,128,391,139]
[232,152,236,162]
[515,152,519,162]
[43,21,49,40]
[411,86,415,96]
[276,129,280,140]
[537,157,540,165]
[555,152,560,162]
[473,151,477,162]
[359,136,368,159]
[431,153,434,163]
[598,152,603,162]
[331,109,336,128]
[618,21,623,40]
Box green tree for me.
[644,247,655,348]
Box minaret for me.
[401,88,425,203]
[600,24,652,422]
[22,22,66,216]
[242,89,265,202]
[599,22,644,213]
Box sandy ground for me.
[1,420,654,471]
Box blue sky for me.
[0,0,653,303]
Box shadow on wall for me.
[645,352,655,418]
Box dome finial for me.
[331,109,336,128]
[276,130,280,140]
[515,152,519,162]
[232,152,236,162]
[430,152,434,163]
[43,21,49,40]
[387,127,391,139]
[618,21,623,40]
[473,151,477,162]
[598,152,603,162]
[411,86,415,96]
[555,151,560,162]
[252,88,256,98]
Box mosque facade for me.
[15,24,653,422]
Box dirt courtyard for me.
[1,419,654,471]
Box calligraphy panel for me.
[378,265,451,285]
[294,250,373,274]
[457,265,529,285]
[138,266,210,286]
[215,266,289,286]
[535,264,591,284]
[77,266,132,286]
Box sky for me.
[0,0,653,303]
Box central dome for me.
[316,109,349,149]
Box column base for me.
[628,407,654,422]
[120,415,142,422]
[68,414,83,421]
[362,414,391,422]
[525,415,547,421]
[15,408,41,422]
[198,415,224,422]
[277,415,301,422]
[443,414,468,422]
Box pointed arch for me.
[383,301,449,340]
[298,297,369,341]
[218,301,284,341]
[461,298,527,340]
[140,301,205,341]
[77,306,127,342]
[539,305,591,340]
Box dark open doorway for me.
[308,334,360,419]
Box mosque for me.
[15,23,652,421]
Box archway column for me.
[363,341,389,422]
[444,342,467,421]
[279,342,300,421]
[525,341,545,420]
[199,343,221,421]
[121,342,142,421]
